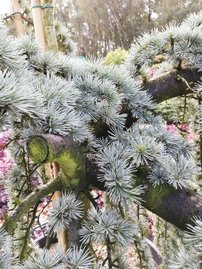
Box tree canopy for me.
[55,0,202,56]
[0,7,201,269]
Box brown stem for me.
[143,68,202,103]
[3,179,63,233]
[19,201,40,261]
[51,162,68,251]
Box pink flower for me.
[0,159,13,176]
[186,132,199,142]
[33,228,43,239]
[0,191,7,203]
[95,190,104,209]
[0,132,9,148]
[178,123,189,132]
[165,124,177,134]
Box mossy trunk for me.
[42,0,58,52]
[26,134,202,231]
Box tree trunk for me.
[42,0,58,51]
[10,0,24,36]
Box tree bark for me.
[10,0,24,36]
[143,68,202,103]
[26,134,202,231]
[42,0,58,51]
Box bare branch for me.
[143,68,202,103]
[3,179,63,233]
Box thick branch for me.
[27,135,202,231]
[27,134,86,188]
[143,68,202,103]
[87,157,202,230]
[142,183,202,230]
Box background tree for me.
[4,0,202,57]
[55,0,202,57]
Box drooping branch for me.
[3,179,63,233]
[26,134,202,231]
[142,184,202,230]
[143,68,202,103]
[2,134,87,233]
[87,156,202,231]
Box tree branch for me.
[141,182,202,230]
[143,68,202,103]
[87,157,202,231]
[26,134,202,231]
[26,134,86,188]
[3,179,63,233]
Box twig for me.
[134,240,144,268]
[183,94,187,121]
[3,12,33,25]
[0,136,18,152]
[84,191,99,211]
[19,201,40,261]
[2,179,63,233]
[106,236,113,269]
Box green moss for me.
[27,136,86,188]
[27,137,49,163]
[143,184,173,210]
[54,150,85,188]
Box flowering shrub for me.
[0,132,51,240]
[0,132,12,177]
[166,124,199,142]
[0,132,12,220]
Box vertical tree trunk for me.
[31,0,46,51]
[42,0,58,51]
[10,0,24,36]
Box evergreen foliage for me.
[0,11,201,268]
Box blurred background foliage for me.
[3,0,202,57]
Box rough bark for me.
[143,68,202,103]
[26,134,202,231]
[143,185,202,230]
[42,0,58,51]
